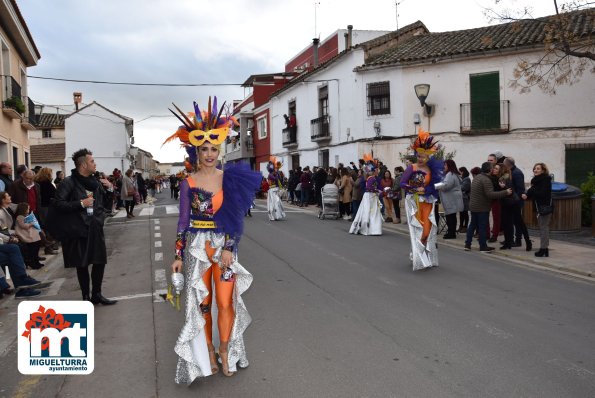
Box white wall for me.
[65,104,132,174]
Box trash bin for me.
[524,183,583,233]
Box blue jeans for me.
[351,199,361,218]
[0,244,29,287]
[465,211,490,249]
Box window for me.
[470,72,500,130]
[318,86,328,117]
[367,81,390,116]
[257,116,267,139]
[42,129,52,138]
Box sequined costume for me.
[400,141,444,270]
[349,174,383,235]
[266,164,286,221]
[173,162,261,385]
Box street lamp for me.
[414,84,433,116]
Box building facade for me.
[64,102,134,174]
[0,0,40,177]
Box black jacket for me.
[46,173,112,240]
[525,174,552,206]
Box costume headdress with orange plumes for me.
[162,96,238,165]
[411,127,438,155]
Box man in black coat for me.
[48,148,117,305]
[313,166,328,207]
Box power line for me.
[26,75,244,87]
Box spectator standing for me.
[488,163,502,242]
[300,166,312,207]
[34,167,59,252]
[380,170,395,222]
[496,164,516,250]
[136,172,147,203]
[47,148,117,305]
[54,170,65,186]
[458,167,471,232]
[121,169,137,219]
[392,167,404,224]
[503,157,532,251]
[464,162,512,252]
[287,170,299,204]
[338,168,353,220]
[438,159,464,239]
[522,163,552,257]
[313,166,328,207]
[351,169,365,220]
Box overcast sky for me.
[18,0,557,164]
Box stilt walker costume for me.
[266,160,286,221]
[164,98,261,385]
[400,128,444,270]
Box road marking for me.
[112,210,127,218]
[153,289,168,302]
[154,226,161,231]
[166,205,179,214]
[109,292,154,301]
[155,252,163,261]
[155,269,166,283]
[155,232,161,238]
[154,219,160,224]
[139,207,154,216]
[155,241,162,247]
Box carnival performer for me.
[349,157,383,235]
[166,97,261,384]
[266,160,286,221]
[400,128,444,270]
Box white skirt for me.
[267,187,286,221]
[404,194,439,270]
[349,192,383,235]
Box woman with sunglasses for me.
[167,98,261,384]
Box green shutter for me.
[470,72,500,130]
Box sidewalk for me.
[277,200,595,281]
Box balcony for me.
[310,115,330,142]
[224,134,253,162]
[21,97,37,130]
[282,126,297,147]
[460,100,510,135]
[2,76,23,120]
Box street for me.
[1,191,594,398]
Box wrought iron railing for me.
[460,100,509,134]
[23,96,37,125]
[310,115,330,140]
[282,126,297,146]
[4,75,21,101]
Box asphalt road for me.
[1,191,594,398]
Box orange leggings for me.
[201,243,235,344]
[416,202,434,245]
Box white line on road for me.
[154,219,160,224]
[155,241,162,248]
[139,207,155,216]
[155,269,166,283]
[155,232,161,238]
[166,205,179,214]
[109,292,154,301]
[111,210,127,218]
[155,252,163,261]
[154,226,161,231]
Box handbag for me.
[536,198,554,216]
[127,188,135,196]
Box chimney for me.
[347,25,353,49]
[312,38,320,68]
[344,32,349,50]
[73,92,82,111]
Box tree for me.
[484,0,594,94]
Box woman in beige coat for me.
[120,169,137,218]
[339,168,353,220]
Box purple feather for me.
[193,102,202,124]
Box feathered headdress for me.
[411,127,438,155]
[162,96,238,165]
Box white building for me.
[270,12,595,186]
[64,102,134,174]
[29,112,67,173]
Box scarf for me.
[71,168,99,192]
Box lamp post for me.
[414,83,434,130]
